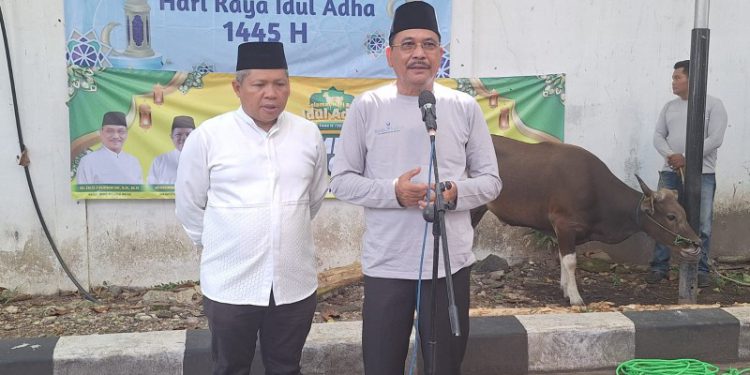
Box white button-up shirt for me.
[76,147,143,185]
[175,108,329,306]
[147,149,180,185]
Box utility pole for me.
[679,0,710,304]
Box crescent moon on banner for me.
[100,22,120,56]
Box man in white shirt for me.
[147,115,195,185]
[175,42,328,375]
[76,111,143,185]
[330,2,502,373]
[646,59,728,288]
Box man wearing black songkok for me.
[331,1,502,374]
[147,115,195,185]
[76,111,143,185]
[175,42,329,375]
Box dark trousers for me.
[362,266,471,375]
[203,292,317,375]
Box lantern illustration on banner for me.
[499,108,510,130]
[139,103,152,130]
[100,0,163,69]
[488,89,499,108]
[153,84,164,105]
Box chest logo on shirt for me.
[375,121,400,135]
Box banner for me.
[68,69,565,199]
[65,0,562,199]
[64,0,452,77]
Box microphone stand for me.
[422,131,461,375]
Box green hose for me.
[616,359,750,375]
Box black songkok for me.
[389,1,441,42]
[171,115,195,131]
[235,42,288,71]
[101,111,127,127]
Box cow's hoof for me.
[569,296,584,306]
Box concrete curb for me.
[2,307,749,374]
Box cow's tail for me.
[470,204,488,229]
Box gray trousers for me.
[203,292,316,375]
[362,266,471,375]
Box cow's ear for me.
[640,196,655,215]
[635,174,653,197]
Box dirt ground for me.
[2,252,749,339]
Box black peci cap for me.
[389,1,441,43]
[171,115,195,131]
[235,42,288,71]
[101,111,127,127]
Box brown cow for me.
[471,135,702,305]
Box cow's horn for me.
[635,174,653,197]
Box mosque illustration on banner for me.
[66,0,162,70]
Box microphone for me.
[418,90,437,136]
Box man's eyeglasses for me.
[390,40,440,52]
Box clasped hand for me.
[394,167,457,209]
[667,153,686,171]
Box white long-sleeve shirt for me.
[76,147,143,185]
[175,108,329,306]
[653,95,728,173]
[330,83,502,279]
[147,149,180,185]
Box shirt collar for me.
[101,145,123,158]
[235,107,283,136]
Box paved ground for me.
[1,306,749,374]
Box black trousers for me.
[203,292,317,375]
[362,266,471,375]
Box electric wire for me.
[408,141,437,375]
[0,5,97,302]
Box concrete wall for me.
[457,0,750,264]
[0,0,748,294]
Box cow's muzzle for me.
[678,246,702,259]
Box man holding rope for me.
[646,59,728,288]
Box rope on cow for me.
[616,358,750,374]
[709,259,750,287]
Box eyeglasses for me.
[390,40,440,52]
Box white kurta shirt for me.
[76,147,143,185]
[147,149,180,184]
[175,108,329,306]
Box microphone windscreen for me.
[418,90,436,108]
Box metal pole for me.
[679,0,710,304]
[694,0,710,28]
